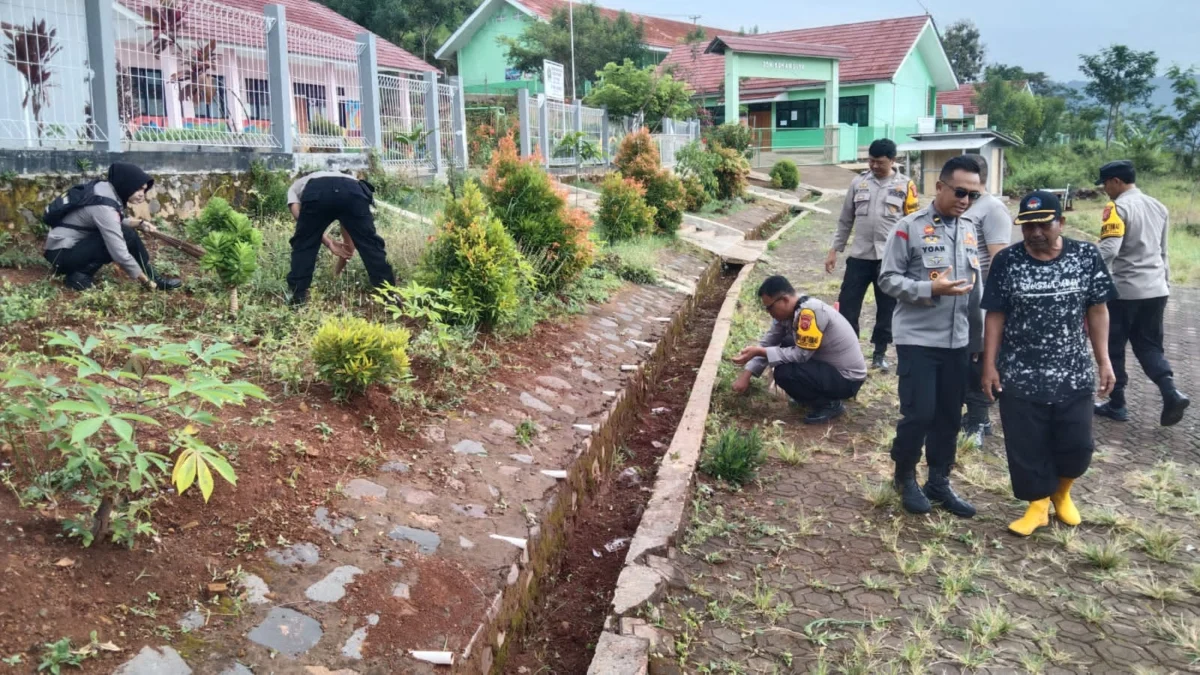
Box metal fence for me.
[1,0,467,172]
[113,0,278,148]
[0,0,101,148]
[287,22,362,151]
[655,118,700,168]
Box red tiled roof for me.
[117,0,436,74]
[662,15,929,99]
[518,0,727,50]
[707,36,853,61]
[936,83,979,114]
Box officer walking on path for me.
[959,154,1013,446]
[879,155,983,517]
[1092,160,1190,426]
[825,138,919,372]
[731,275,868,424]
[285,171,396,306]
[979,191,1117,537]
[43,162,182,292]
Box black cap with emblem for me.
[1095,159,1136,186]
[1014,191,1062,225]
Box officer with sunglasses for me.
[879,155,984,518]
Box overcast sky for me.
[596,0,1199,81]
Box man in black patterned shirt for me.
[980,192,1117,536]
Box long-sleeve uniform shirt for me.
[831,170,920,260]
[43,181,143,279]
[1097,187,1170,300]
[744,297,868,382]
[879,206,983,350]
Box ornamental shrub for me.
[614,129,685,234]
[481,135,593,289]
[681,175,708,211]
[597,173,656,242]
[312,316,411,400]
[614,128,662,181]
[769,159,800,190]
[713,146,750,200]
[420,180,533,327]
[676,141,719,203]
[704,123,754,158]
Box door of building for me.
[747,109,772,149]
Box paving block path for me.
[648,207,1200,674]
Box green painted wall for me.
[458,3,543,95]
[767,85,870,150]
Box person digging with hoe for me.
[42,162,182,292]
[980,191,1117,536]
[879,155,984,518]
[731,275,867,424]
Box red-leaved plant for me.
[2,18,62,142]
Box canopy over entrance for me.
[705,36,853,161]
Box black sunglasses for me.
[949,187,983,201]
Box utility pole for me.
[569,0,577,100]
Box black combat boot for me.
[804,399,845,424]
[924,465,975,518]
[894,464,931,514]
[1094,400,1129,422]
[64,272,95,291]
[871,344,890,373]
[1158,377,1190,427]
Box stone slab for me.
[586,632,648,675]
[113,646,192,675]
[306,565,363,603]
[247,607,323,658]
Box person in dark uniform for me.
[731,275,868,424]
[285,171,396,305]
[879,156,984,517]
[1093,160,1189,426]
[980,192,1117,536]
[42,162,181,291]
[826,138,920,372]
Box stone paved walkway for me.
[649,208,1200,674]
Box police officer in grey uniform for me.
[879,155,984,517]
[731,275,868,424]
[960,154,1013,446]
[826,139,920,372]
[1093,160,1189,426]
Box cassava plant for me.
[2,19,63,143]
[187,197,263,314]
[0,324,266,548]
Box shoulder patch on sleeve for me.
[1101,201,1126,239]
[795,308,823,350]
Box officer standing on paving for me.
[959,154,1013,447]
[825,138,919,372]
[879,155,983,517]
[285,170,396,306]
[980,191,1117,536]
[43,162,182,292]
[1093,160,1190,426]
[731,275,868,424]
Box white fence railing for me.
[1,0,467,172]
[0,0,102,148]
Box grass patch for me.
[860,478,900,509]
[1068,595,1109,625]
[1154,615,1200,662]
[1136,523,1182,563]
[700,427,764,487]
[967,600,1019,646]
[1130,572,1188,602]
[1077,535,1130,570]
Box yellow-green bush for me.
[713,146,750,200]
[312,317,411,400]
[597,173,656,241]
[614,129,685,234]
[769,159,800,190]
[420,180,533,327]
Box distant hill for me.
[1061,76,1180,113]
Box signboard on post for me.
[543,59,565,101]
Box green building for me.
[434,0,721,95]
[663,15,957,155]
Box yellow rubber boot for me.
[1051,477,1081,526]
[1008,498,1051,537]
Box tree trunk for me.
[230,287,239,316]
[91,496,113,544]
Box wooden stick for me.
[132,220,207,259]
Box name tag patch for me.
[795,308,823,350]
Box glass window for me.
[775,99,820,129]
[838,95,869,127]
[244,78,270,121]
[293,82,328,122]
[192,75,227,119]
[129,68,165,118]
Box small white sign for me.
[544,59,565,101]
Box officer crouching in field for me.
[879,155,983,517]
[43,162,181,291]
[285,171,396,305]
[731,275,868,424]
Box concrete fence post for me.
[355,33,381,151]
[538,94,550,168]
[264,4,293,154]
[517,88,532,158]
[84,0,121,153]
[451,76,468,168]
[600,105,609,164]
[425,70,442,176]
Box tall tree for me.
[1079,45,1159,147]
[974,79,1064,147]
[317,0,476,67]
[586,59,695,128]
[502,5,645,98]
[984,63,1052,96]
[1165,65,1200,173]
[942,20,984,82]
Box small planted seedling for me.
[1068,595,1109,625]
[1136,522,1182,563]
[1154,615,1200,662]
[1079,534,1129,570]
[1130,572,1187,602]
[699,426,764,487]
[515,419,537,447]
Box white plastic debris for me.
[620,365,638,372]
[490,534,528,549]
[541,470,568,479]
[410,650,454,665]
[603,391,617,397]
[604,537,631,553]
[573,424,593,432]
[651,407,669,415]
